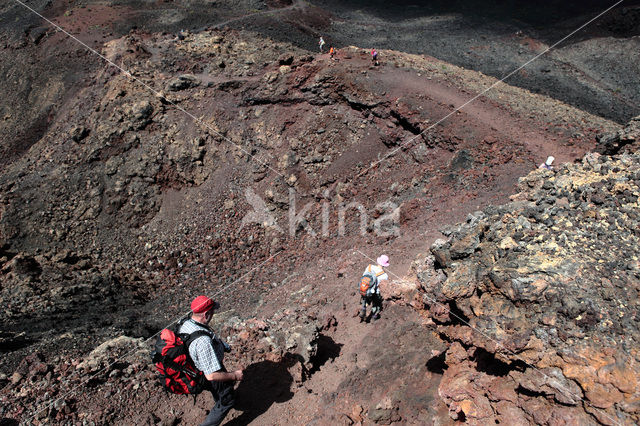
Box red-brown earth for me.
[0,1,638,425]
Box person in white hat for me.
[358,255,390,322]
[539,156,554,170]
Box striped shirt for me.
[363,264,388,295]
[178,319,226,375]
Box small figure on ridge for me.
[539,156,554,170]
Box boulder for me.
[166,74,201,91]
[596,115,639,155]
[77,336,146,372]
[379,278,419,304]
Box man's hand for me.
[233,369,244,381]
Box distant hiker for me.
[180,296,243,426]
[359,255,390,322]
[329,46,335,60]
[371,48,379,66]
[539,156,554,170]
[319,36,325,53]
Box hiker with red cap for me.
[358,255,390,322]
[179,296,243,426]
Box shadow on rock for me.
[226,355,298,425]
[425,350,447,375]
[308,334,342,374]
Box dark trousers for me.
[201,378,235,426]
[360,294,382,318]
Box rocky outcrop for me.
[0,308,325,424]
[0,248,150,361]
[415,145,640,424]
[596,115,640,155]
[166,74,201,92]
[221,308,324,383]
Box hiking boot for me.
[372,314,381,321]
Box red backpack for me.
[151,320,210,394]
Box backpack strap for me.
[184,330,212,351]
[366,264,385,284]
[175,316,191,328]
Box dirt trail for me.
[374,63,586,165]
[209,176,535,424]
[222,252,449,425]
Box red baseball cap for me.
[191,296,217,313]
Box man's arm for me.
[192,336,242,382]
[205,370,243,382]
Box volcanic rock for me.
[596,115,640,155]
[166,74,201,92]
[0,11,635,424]
[417,139,640,424]
[76,336,147,372]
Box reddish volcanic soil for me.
[0,0,634,424]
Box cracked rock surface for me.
[416,122,640,424]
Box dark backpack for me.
[359,271,378,297]
[151,319,211,394]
